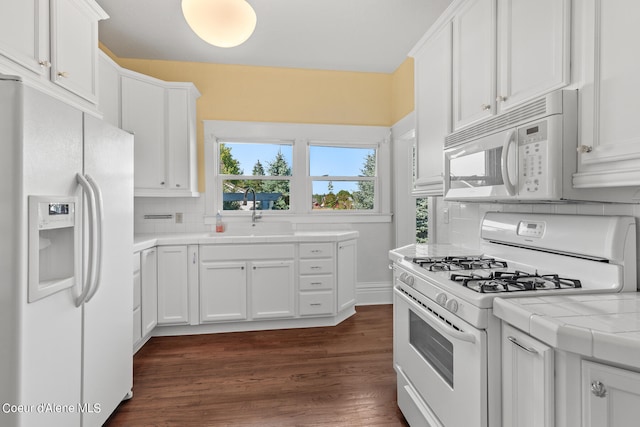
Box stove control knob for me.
[436,293,447,306]
[399,272,408,281]
[446,299,459,313]
[406,275,415,286]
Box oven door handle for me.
[501,129,517,196]
[397,288,476,344]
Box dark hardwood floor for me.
[105,305,408,427]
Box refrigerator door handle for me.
[75,173,96,307]
[85,174,104,303]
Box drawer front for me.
[299,258,334,275]
[200,244,295,261]
[300,243,334,258]
[133,252,141,273]
[299,275,333,291]
[299,291,334,316]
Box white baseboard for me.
[356,281,393,305]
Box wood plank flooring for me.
[105,305,408,427]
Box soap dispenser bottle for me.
[215,210,224,233]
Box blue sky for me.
[223,142,374,193]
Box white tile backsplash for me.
[135,196,209,234]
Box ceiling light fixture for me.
[181,0,257,48]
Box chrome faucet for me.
[242,188,260,224]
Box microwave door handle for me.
[501,130,517,196]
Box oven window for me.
[409,310,454,387]
[449,147,503,189]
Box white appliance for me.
[0,75,133,426]
[443,89,623,203]
[389,212,636,427]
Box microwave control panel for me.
[518,120,548,194]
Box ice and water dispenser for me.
[28,196,79,302]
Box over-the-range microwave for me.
[444,89,580,202]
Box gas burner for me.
[409,256,508,272]
[451,270,582,293]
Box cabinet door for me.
[0,0,48,76]
[166,88,192,192]
[50,0,100,102]
[337,240,357,312]
[496,0,570,112]
[452,0,496,130]
[582,360,640,427]
[574,0,640,188]
[98,52,121,128]
[414,22,451,194]
[122,75,167,190]
[199,261,247,322]
[132,253,142,346]
[140,247,158,336]
[502,323,554,427]
[250,260,295,319]
[157,246,189,325]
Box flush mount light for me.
[181,0,257,48]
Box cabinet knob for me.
[39,60,51,68]
[496,95,507,102]
[160,181,165,185]
[577,145,593,153]
[481,104,491,111]
[175,184,181,188]
[57,71,69,78]
[590,381,607,398]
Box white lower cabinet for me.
[251,260,295,319]
[140,247,158,337]
[582,360,640,427]
[132,252,142,346]
[199,244,295,323]
[337,239,357,313]
[157,245,190,325]
[199,261,247,322]
[502,323,554,427]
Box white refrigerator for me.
[0,75,133,426]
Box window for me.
[218,141,292,211]
[204,121,391,221]
[309,145,377,211]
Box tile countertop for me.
[494,293,640,369]
[134,230,359,253]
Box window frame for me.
[204,120,391,222]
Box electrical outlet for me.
[175,213,183,224]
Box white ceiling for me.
[95,0,453,73]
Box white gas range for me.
[389,212,637,427]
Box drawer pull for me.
[310,266,322,270]
[311,249,322,253]
[310,303,322,306]
[310,282,322,285]
[507,336,538,354]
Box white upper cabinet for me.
[0,0,49,77]
[573,0,640,189]
[121,70,201,197]
[97,52,121,128]
[451,0,570,131]
[0,0,107,110]
[412,22,452,194]
[452,0,496,131]
[496,0,570,112]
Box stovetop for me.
[405,255,582,294]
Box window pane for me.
[416,198,428,243]
[309,146,376,176]
[311,180,374,210]
[219,142,292,176]
[222,180,290,211]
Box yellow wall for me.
[391,57,415,125]
[102,45,415,191]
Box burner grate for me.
[410,256,508,272]
[451,270,582,293]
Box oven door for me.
[394,285,487,427]
[444,127,518,201]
